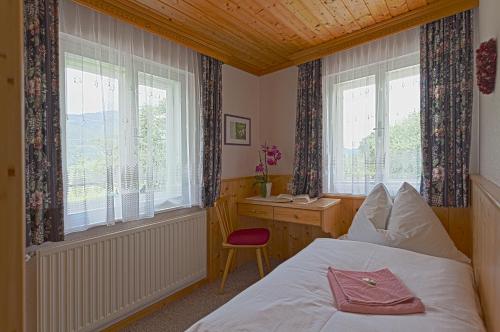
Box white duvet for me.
[187,239,485,332]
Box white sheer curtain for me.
[59,0,201,233]
[322,28,421,195]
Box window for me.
[323,29,421,195]
[386,66,421,188]
[59,0,201,234]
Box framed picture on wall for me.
[224,114,251,146]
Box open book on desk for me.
[276,194,318,204]
[245,194,319,204]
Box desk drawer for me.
[274,207,321,226]
[238,203,274,220]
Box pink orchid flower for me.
[267,158,277,166]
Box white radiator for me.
[36,210,207,332]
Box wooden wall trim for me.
[285,0,479,70]
[220,174,292,182]
[471,175,500,332]
[0,0,25,330]
[471,174,500,209]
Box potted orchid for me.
[255,143,282,198]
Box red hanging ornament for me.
[476,38,497,95]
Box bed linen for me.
[187,238,484,332]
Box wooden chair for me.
[215,196,271,292]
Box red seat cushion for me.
[227,228,270,246]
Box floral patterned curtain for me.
[199,54,223,208]
[420,10,473,207]
[24,0,64,245]
[292,60,322,198]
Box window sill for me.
[323,193,367,199]
[27,206,204,256]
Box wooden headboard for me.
[471,175,500,332]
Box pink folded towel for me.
[327,267,425,315]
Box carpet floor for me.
[121,260,279,332]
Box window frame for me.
[60,34,196,233]
[324,52,421,194]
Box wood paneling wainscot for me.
[207,175,330,281]
[325,195,472,258]
[0,0,25,330]
[208,175,473,281]
[471,175,500,332]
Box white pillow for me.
[346,183,392,244]
[385,182,470,263]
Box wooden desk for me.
[237,197,342,237]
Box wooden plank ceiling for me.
[75,0,478,76]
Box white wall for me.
[221,65,261,179]
[259,67,298,175]
[478,0,500,185]
[221,65,298,179]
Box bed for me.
[187,238,485,332]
